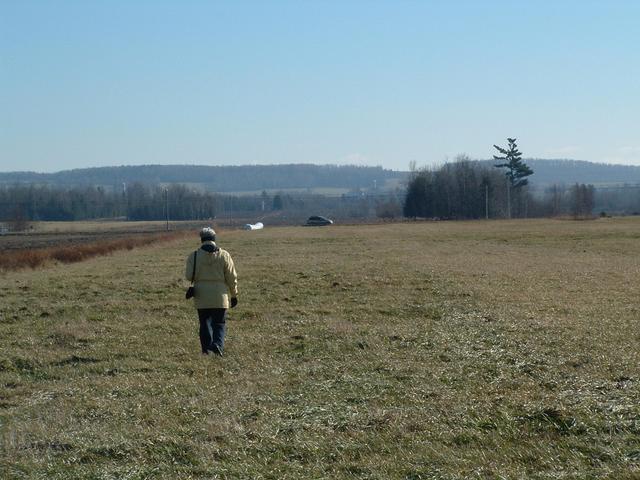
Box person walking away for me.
[185,227,238,356]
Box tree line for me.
[0,182,406,227]
[404,163,598,220]
[4,137,637,230]
[0,175,616,229]
[403,140,598,220]
[0,184,234,222]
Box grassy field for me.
[1,218,639,479]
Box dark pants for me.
[197,308,227,354]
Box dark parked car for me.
[304,215,334,226]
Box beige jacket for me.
[185,241,238,309]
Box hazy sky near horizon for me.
[2,0,640,173]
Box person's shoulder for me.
[218,248,234,258]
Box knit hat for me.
[199,227,216,242]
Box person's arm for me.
[185,252,195,281]
[224,252,238,301]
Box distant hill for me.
[507,159,640,187]
[0,164,404,193]
[2,160,639,192]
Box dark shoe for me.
[211,344,223,357]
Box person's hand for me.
[230,297,238,308]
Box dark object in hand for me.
[230,297,238,308]
[185,286,195,299]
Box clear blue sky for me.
[1,0,639,172]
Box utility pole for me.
[506,177,511,219]
[122,183,128,220]
[165,188,169,231]
[485,184,489,220]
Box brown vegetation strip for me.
[0,232,188,271]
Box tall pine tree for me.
[493,138,533,218]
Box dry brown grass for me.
[31,220,200,234]
[0,231,188,271]
[0,218,639,479]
